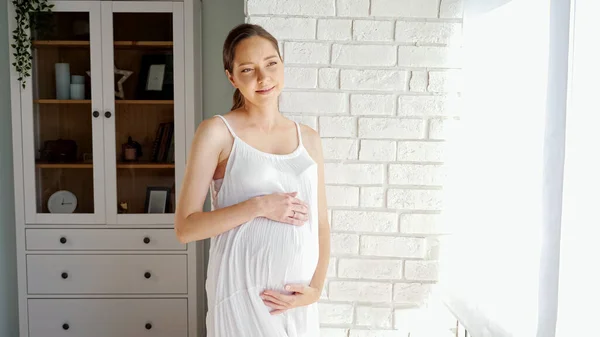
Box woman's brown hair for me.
[223,24,282,111]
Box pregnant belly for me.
[236,217,318,287]
[207,217,319,304]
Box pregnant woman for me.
[174,23,331,337]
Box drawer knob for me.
[62,323,70,330]
[145,323,152,330]
[143,236,151,244]
[60,236,67,244]
[144,272,152,279]
[61,272,69,279]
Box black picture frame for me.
[144,186,171,213]
[136,53,174,100]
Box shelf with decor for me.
[20,7,181,221]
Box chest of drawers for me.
[21,227,196,337]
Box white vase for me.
[70,83,85,100]
[55,63,70,99]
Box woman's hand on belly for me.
[260,284,320,315]
[254,191,309,226]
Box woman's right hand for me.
[255,192,309,226]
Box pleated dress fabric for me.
[205,115,320,337]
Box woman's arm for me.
[174,117,260,243]
[307,127,331,294]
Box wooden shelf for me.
[116,100,174,105]
[32,40,173,48]
[36,162,93,169]
[34,99,91,104]
[114,41,173,48]
[36,161,174,169]
[117,162,175,169]
[32,40,89,47]
[34,99,173,105]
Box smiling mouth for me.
[256,86,275,94]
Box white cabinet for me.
[7,0,200,336]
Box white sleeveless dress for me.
[205,115,321,337]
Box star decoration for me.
[86,66,133,99]
[114,66,133,99]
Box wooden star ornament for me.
[86,66,133,99]
[114,66,133,99]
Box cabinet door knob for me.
[62,323,70,330]
[61,272,69,279]
[104,111,112,118]
[144,272,152,279]
[92,111,99,118]
[60,236,67,244]
[145,323,152,330]
[143,237,150,244]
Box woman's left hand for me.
[261,284,320,315]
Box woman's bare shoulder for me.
[190,113,235,153]
[196,112,239,135]
[298,122,319,141]
[297,122,322,160]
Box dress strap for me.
[214,115,238,138]
[294,121,303,147]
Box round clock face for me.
[47,190,78,213]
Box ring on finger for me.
[292,210,296,218]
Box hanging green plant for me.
[11,0,54,88]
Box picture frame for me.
[144,186,171,213]
[136,54,174,100]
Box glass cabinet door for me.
[21,2,105,224]
[102,2,184,225]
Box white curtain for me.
[555,0,600,336]
[438,0,572,336]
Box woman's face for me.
[227,36,284,108]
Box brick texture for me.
[244,0,463,334]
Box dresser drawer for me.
[25,228,185,251]
[28,298,188,337]
[27,254,187,294]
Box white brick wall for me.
[245,0,463,335]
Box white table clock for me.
[47,190,78,213]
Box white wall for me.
[0,1,19,336]
[245,0,463,335]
